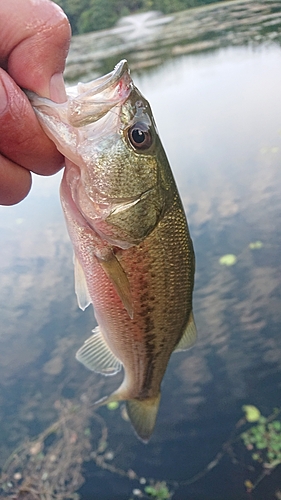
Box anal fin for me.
[76,326,122,375]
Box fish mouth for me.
[67,60,133,127]
[79,60,130,95]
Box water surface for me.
[0,2,281,499]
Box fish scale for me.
[26,59,196,442]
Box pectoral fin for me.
[174,311,197,351]
[76,326,122,375]
[74,254,92,310]
[99,253,133,319]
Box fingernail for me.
[0,76,8,114]
[49,72,67,103]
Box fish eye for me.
[128,122,152,150]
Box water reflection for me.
[0,178,69,377]
[1,4,281,499]
[115,11,174,42]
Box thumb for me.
[1,0,71,102]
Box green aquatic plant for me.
[2,396,280,499]
[107,401,119,411]
[144,482,171,499]
[248,241,263,249]
[219,239,264,268]
[242,404,261,422]
[240,406,281,467]
[219,254,237,266]
[130,481,172,500]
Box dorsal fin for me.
[76,326,122,375]
[174,311,197,352]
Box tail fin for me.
[90,391,161,443]
[126,393,161,443]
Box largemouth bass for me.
[27,60,196,442]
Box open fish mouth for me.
[68,59,131,98]
[24,60,134,175]
[67,59,133,127]
[25,59,132,130]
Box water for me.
[1,1,281,499]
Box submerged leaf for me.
[219,254,237,266]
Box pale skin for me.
[0,0,71,205]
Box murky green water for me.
[1,1,281,499]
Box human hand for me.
[0,0,71,205]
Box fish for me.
[26,60,196,442]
